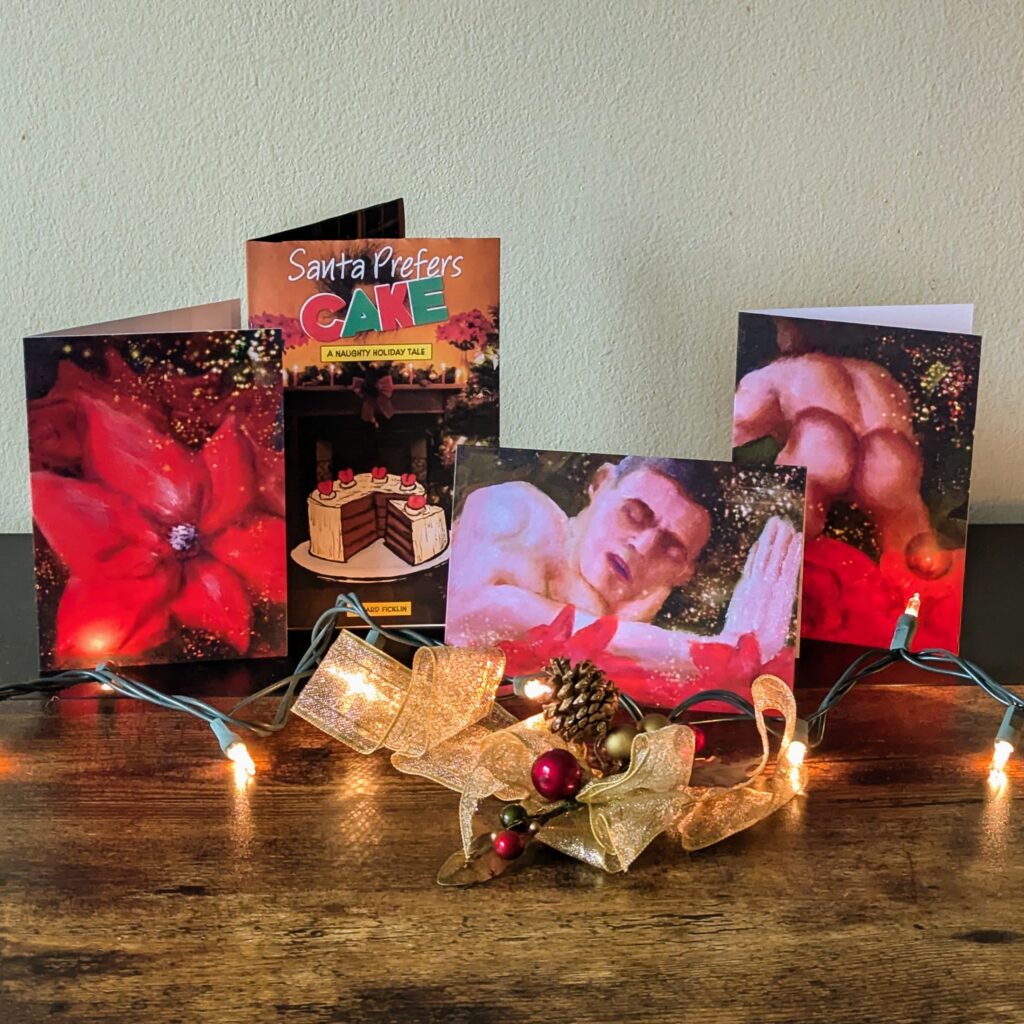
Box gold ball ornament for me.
[603,725,637,761]
[639,713,671,733]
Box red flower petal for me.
[197,415,254,534]
[497,604,577,675]
[691,632,762,683]
[171,556,252,654]
[55,569,178,664]
[245,434,284,521]
[566,615,618,665]
[206,515,286,604]
[31,472,164,579]
[27,394,84,472]
[80,398,203,523]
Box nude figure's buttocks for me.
[734,352,939,561]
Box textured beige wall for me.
[2,0,1022,531]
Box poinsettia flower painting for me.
[23,330,287,669]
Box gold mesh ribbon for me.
[293,633,806,874]
[291,631,512,786]
[535,722,697,871]
[535,674,804,870]
[677,673,806,852]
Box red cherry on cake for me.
[406,494,427,511]
[371,466,388,481]
[316,480,334,496]
[337,468,355,484]
[400,472,417,488]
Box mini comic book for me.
[247,200,500,630]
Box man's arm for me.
[445,482,569,646]
[603,520,801,675]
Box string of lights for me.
[0,593,440,776]
[1,592,1020,785]
[661,594,1022,783]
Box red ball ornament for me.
[691,725,706,755]
[493,829,526,860]
[905,532,953,581]
[531,749,584,800]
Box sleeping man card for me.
[247,199,500,631]
[446,445,806,709]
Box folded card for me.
[732,304,981,651]
[24,300,287,670]
[446,445,806,708]
[247,199,500,632]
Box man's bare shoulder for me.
[460,481,566,540]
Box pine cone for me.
[542,658,620,744]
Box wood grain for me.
[2,684,1024,1024]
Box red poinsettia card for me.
[24,300,287,670]
[247,199,500,632]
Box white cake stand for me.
[290,537,450,582]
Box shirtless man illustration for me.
[732,318,950,579]
[446,456,803,680]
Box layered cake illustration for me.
[306,467,449,565]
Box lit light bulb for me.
[512,675,555,701]
[990,706,1024,779]
[904,593,921,617]
[992,738,1014,774]
[329,666,380,701]
[99,682,114,693]
[226,740,256,778]
[523,677,554,701]
[988,768,1008,793]
[210,720,256,777]
[786,719,809,767]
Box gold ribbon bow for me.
[292,632,806,875]
[291,631,513,786]
[535,675,805,871]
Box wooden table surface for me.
[2,530,1024,1024]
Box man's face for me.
[577,466,711,608]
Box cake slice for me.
[384,497,449,565]
[307,471,428,562]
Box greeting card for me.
[247,200,500,630]
[446,445,806,709]
[24,300,287,670]
[732,304,981,651]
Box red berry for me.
[407,494,427,511]
[492,829,526,860]
[401,472,417,487]
[530,749,584,800]
[337,468,354,484]
[371,466,388,480]
[316,480,334,496]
